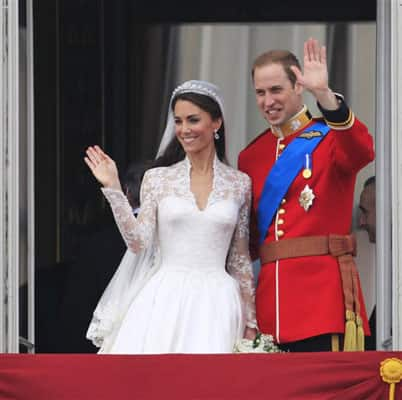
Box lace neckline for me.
[183,154,220,212]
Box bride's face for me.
[174,100,221,155]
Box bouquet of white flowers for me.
[233,332,283,353]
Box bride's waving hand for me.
[85,145,122,191]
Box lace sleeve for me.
[227,175,257,329]
[101,169,157,254]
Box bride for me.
[84,80,257,354]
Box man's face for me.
[359,184,376,243]
[253,63,303,128]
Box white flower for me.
[233,333,283,353]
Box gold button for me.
[281,198,286,204]
[278,208,285,215]
[277,230,284,237]
[277,219,284,225]
[279,143,286,150]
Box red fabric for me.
[238,117,374,343]
[0,352,400,399]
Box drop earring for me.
[214,129,220,140]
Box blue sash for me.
[257,121,330,245]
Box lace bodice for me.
[102,156,257,328]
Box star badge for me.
[299,184,315,211]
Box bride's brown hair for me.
[151,92,228,169]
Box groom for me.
[238,38,374,352]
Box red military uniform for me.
[238,100,374,344]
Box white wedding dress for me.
[87,156,256,354]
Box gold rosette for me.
[380,358,402,400]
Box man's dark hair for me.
[363,176,375,188]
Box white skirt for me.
[106,265,244,354]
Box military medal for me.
[302,153,312,179]
[299,184,315,211]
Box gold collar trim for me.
[271,105,313,138]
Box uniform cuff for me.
[317,93,355,130]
